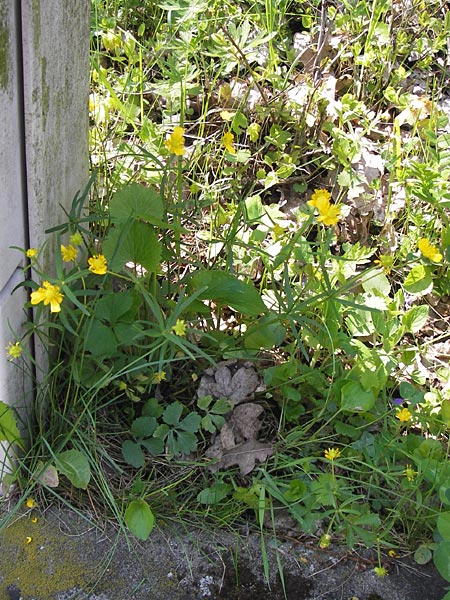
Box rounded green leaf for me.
[125,499,155,541]
[341,381,376,412]
[55,449,91,490]
[434,541,450,579]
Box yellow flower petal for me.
[88,254,108,275]
[165,126,185,156]
[222,132,236,154]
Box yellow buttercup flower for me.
[165,126,185,156]
[171,319,186,337]
[222,132,236,154]
[396,408,412,422]
[417,238,443,262]
[88,254,108,275]
[152,371,166,383]
[61,244,78,262]
[26,248,39,258]
[30,281,64,313]
[26,498,37,508]
[324,447,341,461]
[317,204,341,226]
[6,342,22,360]
[308,189,331,211]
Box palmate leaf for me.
[103,221,161,273]
[110,183,163,224]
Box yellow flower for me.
[165,126,185,156]
[30,281,64,313]
[69,232,83,245]
[403,464,417,482]
[152,371,166,383]
[31,516,38,524]
[317,204,341,226]
[61,244,78,262]
[6,342,22,360]
[26,536,33,544]
[26,248,38,258]
[396,408,412,422]
[88,254,108,275]
[324,447,341,461]
[417,238,443,262]
[222,132,236,154]
[26,498,37,508]
[308,189,331,211]
[388,549,400,558]
[374,566,387,577]
[171,319,186,337]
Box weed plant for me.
[3,0,450,595]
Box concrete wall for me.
[0,0,90,477]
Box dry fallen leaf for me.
[197,360,262,407]
[207,440,274,476]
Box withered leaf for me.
[207,440,274,476]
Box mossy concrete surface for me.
[0,505,447,600]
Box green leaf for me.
[142,398,164,418]
[188,270,266,316]
[402,305,429,333]
[414,544,433,565]
[103,221,161,273]
[404,265,433,295]
[341,380,376,412]
[94,292,135,324]
[131,417,157,439]
[110,183,163,224]
[173,430,198,455]
[124,498,155,541]
[244,195,264,221]
[84,320,117,358]
[212,399,231,415]
[361,269,390,296]
[434,541,450,579]
[122,440,145,468]
[179,412,201,433]
[244,316,286,350]
[0,401,22,444]
[163,402,183,426]
[55,449,91,489]
[283,480,307,502]
[197,482,232,505]
[437,513,450,541]
[197,395,214,410]
[140,438,164,454]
